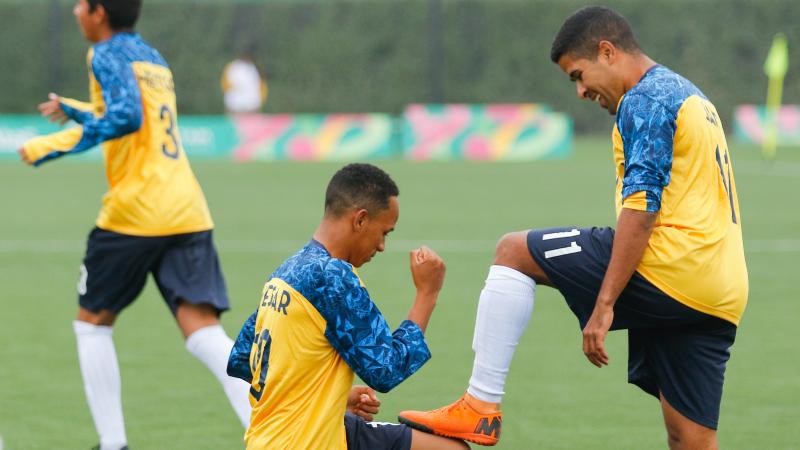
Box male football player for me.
[228,164,468,450]
[399,7,747,450]
[20,1,250,449]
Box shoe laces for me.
[433,397,472,415]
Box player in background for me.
[221,50,267,114]
[399,6,747,449]
[19,1,250,449]
[228,164,468,450]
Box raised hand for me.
[38,93,69,125]
[410,246,446,297]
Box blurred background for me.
[1,0,799,160]
[0,0,797,127]
[1,1,798,449]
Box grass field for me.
[1,137,799,449]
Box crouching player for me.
[228,164,468,450]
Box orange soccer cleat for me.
[398,393,503,446]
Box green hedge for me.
[1,0,798,132]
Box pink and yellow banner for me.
[402,104,572,161]
[1,105,575,162]
[232,113,395,161]
[734,105,800,146]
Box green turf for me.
[1,138,799,449]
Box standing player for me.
[221,50,267,114]
[227,164,468,450]
[399,6,747,449]
[19,1,250,449]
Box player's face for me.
[73,0,104,42]
[558,49,625,115]
[351,197,399,268]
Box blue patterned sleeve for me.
[33,48,143,166]
[60,100,94,124]
[316,261,431,393]
[80,49,143,146]
[227,311,256,383]
[617,93,676,212]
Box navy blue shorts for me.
[344,412,411,450]
[527,226,737,429]
[78,227,229,315]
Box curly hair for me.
[324,164,399,217]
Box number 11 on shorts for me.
[543,228,582,259]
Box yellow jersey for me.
[612,65,748,325]
[228,240,431,450]
[23,32,212,236]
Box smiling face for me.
[557,42,627,116]
[349,196,399,268]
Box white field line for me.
[0,239,497,255]
[1,238,799,254]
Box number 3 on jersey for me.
[159,104,181,159]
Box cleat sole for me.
[398,416,499,446]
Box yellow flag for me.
[764,33,788,79]
[763,33,788,159]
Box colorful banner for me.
[178,116,239,159]
[734,104,800,146]
[0,116,237,161]
[402,104,572,161]
[232,113,395,161]
[1,105,575,162]
[0,114,396,162]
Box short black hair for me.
[550,6,640,63]
[325,163,399,217]
[88,0,142,30]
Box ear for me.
[92,3,110,26]
[597,40,617,63]
[352,209,369,232]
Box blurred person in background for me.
[221,50,267,114]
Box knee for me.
[492,231,547,282]
[664,423,716,450]
[493,232,525,265]
[76,308,116,326]
[176,301,221,338]
[665,427,682,450]
[176,300,220,319]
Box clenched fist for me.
[410,246,445,297]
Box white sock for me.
[73,320,128,450]
[185,324,252,428]
[467,265,536,404]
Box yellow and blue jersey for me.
[23,33,212,236]
[612,65,748,325]
[228,240,430,450]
